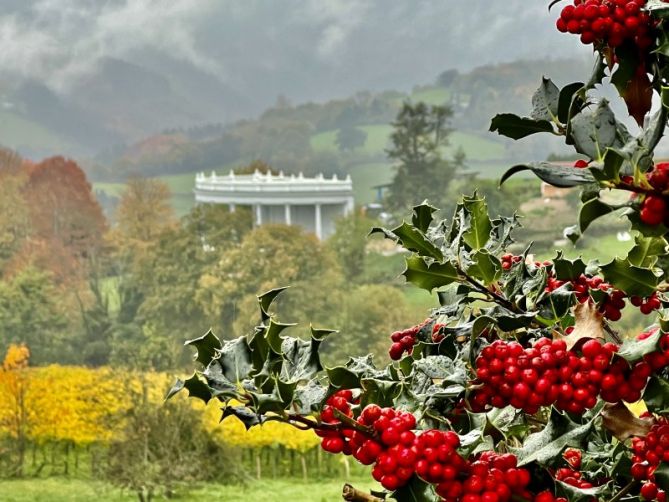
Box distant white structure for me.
[194,170,355,240]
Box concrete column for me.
[345,197,354,215]
[255,204,262,226]
[229,203,236,213]
[315,203,322,240]
[285,204,292,225]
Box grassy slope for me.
[0,477,378,502]
[310,125,505,162]
[0,109,74,152]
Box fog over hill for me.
[0,0,587,155]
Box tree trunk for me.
[300,453,308,481]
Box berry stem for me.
[609,480,637,502]
[332,408,377,437]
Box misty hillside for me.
[0,0,587,158]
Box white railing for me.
[195,170,353,194]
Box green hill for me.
[310,125,505,162]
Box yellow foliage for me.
[0,345,319,451]
[200,401,319,452]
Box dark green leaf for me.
[371,222,443,260]
[555,480,611,502]
[500,162,596,188]
[184,330,222,366]
[655,463,669,491]
[570,100,623,160]
[402,256,459,292]
[489,113,554,140]
[558,81,585,124]
[221,406,264,430]
[167,373,212,404]
[531,77,560,121]
[412,201,439,233]
[257,287,290,321]
[553,252,587,281]
[462,194,492,250]
[293,379,328,414]
[579,198,615,233]
[391,476,438,502]
[590,149,624,183]
[599,258,660,297]
[628,235,668,268]
[266,318,297,354]
[512,408,595,466]
[466,250,501,286]
[643,376,669,414]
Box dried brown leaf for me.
[601,402,653,441]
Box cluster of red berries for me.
[318,389,358,454]
[434,451,536,502]
[470,336,663,414]
[632,292,663,314]
[546,272,661,320]
[318,398,564,501]
[555,449,596,490]
[631,416,669,501]
[555,0,655,49]
[501,253,523,270]
[389,320,430,360]
[622,162,669,226]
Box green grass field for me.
[0,476,379,502]
[411,87,451,105]
[310,125,505,162]
[0,110,74,152]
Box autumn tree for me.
[0,267,70,364]
[197,224,343,335]
[0,344,31,476]
[112,176,175,247]
[22,156,106,282]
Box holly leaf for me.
[655,463,669,491]
[462,194,492,250]
[380,222,444,260]
[466,250,501,286]
[617,329,662,362]
[579,198,615,233]
[622,66,652,127]
[643,376,669,414]
[555,480,612,502]
[627,235,668,268]
[166,373,212,404]
[402,256,459,292]
[489,113,554,140]
[558,81,585,124]
[570,100,623,160]
[531,77,560,121]
[184,330,222,366]
[601,402,653,441]
[391,476,438,502]
[258,287,290,321]
[512,408,595,466]
[293,379,328,414]
[552,252,587,281]
[221,406,264,430]
[599,258,660,297]
[412,201,439,233]
[280,334,327,383]
[500,162,596,188]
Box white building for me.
[194,170,355,240]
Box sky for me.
[0,0,585,104]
